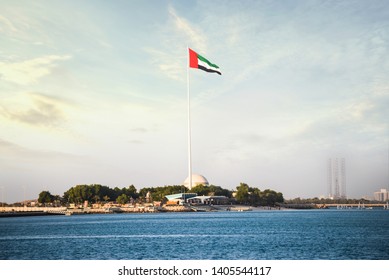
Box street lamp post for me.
[1,187,4,208]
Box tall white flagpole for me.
[187,47,192,191]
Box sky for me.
[0,0,388,203]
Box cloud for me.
[130,127,148,133]
[145,6,208,81]
[0,92,72,127]
[128,140,144,144]
[168,6,207,54]
[0,15,18,34]
[343,101,375,121]
[145,47,184,81]
[0,137,83,162]
[0,55,71,85]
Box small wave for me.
[0,233,252,241]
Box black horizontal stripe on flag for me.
[198,65,222,75]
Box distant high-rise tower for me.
[340,158,346,199]
[327,159,333,198]
[327,158,346,199]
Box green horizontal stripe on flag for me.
[197,53,220,69]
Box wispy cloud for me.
[128,140,144,144]
[0,137,83,161]
[145,5,208,81]
[145,47,184,81]
[168,6,207,54]
[130,127,148,133]
[0,92,72,127]
[0,10,52,45]
[0,15,18,34]
[0,55,71,85]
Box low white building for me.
[374,189,389,201]
[187,195,229,205]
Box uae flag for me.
[189,48,221,75]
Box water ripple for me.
[1,210,389,259]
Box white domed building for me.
[183,174,209,189]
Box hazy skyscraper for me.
[327,158,346,199]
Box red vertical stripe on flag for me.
[189,48,198,68]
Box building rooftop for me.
[165,193,197,201]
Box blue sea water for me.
[0,210,388,260]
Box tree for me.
[117,194,129,204]
[235,183,249,204]
[80,185,93,202]
[63,184,119,204]
[137,185,189,202]
[52,195,62,207]
[248,187,261,205]
[191,184,209,196]
[262,189,284,206]
[122,185,138,199]
[38,191,53,205]
[209,185,232,197]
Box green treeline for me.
[63,184,139,204]
[38,184,190,205]
[37,182,284,207]
[234,183,284,206]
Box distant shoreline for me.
[0,205,285,218]
[2,203,386,218]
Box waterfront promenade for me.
[0,206,158,216]
[1,203,387,217]
[0,204,195,216]
[0,204,257,217]
[319,203,388,209]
